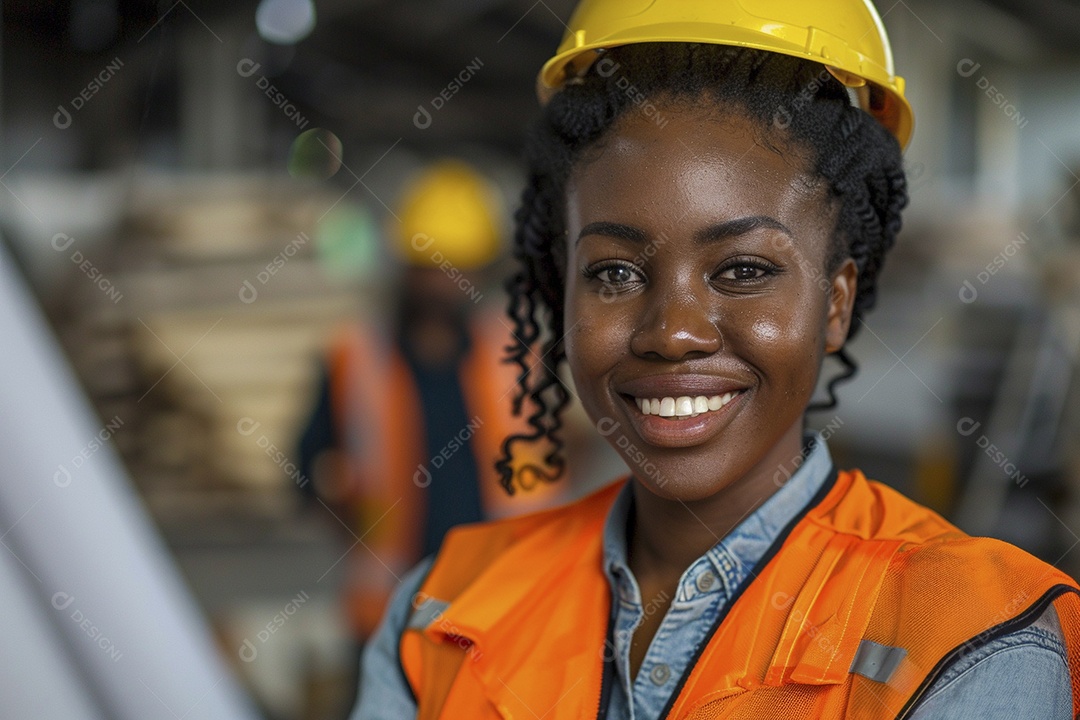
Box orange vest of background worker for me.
[400,468,1080,719]
[298,161,563,639]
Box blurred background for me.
[2,0,1080,718]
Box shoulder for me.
[830,468,1075,592]
[826,470,1070,579]
[797,471,1078,717]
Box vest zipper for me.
[894,583,1077,719]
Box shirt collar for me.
[602,431,835,603]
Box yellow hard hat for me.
[395,160,504,270]
[537,0,914,149]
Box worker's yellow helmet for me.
[538,0,914,149]
[395,160,504,270]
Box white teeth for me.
[635,392,740,418]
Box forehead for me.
[566,105,831,237]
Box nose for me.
[630,283,723,361]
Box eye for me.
[582,261,645,290]
[714,258,780,284]
[723,265,767,281]
[597,265,637,284]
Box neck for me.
[627,421,806,582]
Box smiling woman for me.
[352,2,1080,719]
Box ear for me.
[825,258,858,354]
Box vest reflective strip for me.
[850,639,908,683]
[408,598,451,630]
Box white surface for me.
[0,243,258,720]
[0,546,106,720]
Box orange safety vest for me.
[400,468,1080,719]
[327,314,562,637]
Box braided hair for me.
[496,43,908,494]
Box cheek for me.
[564,290,629,407]
[748,311,816,348]
[750,318,782,344]
[726,293,828,388]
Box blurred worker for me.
[298,160,563,642]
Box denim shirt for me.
[352,433,1071,719]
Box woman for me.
[354,1,1080,718]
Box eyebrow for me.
[575,216,792,246]
[695,215,793,243]
[575,221,647,245]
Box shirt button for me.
[649,663,671,685]
[695,570,717,593]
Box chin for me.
[617,442,748,503]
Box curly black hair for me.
[496,43,908,494]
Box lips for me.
[614,373,750,448]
